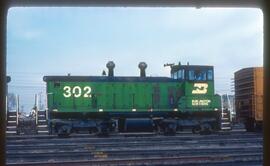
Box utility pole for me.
[39,92,42,110]
[16,95,19,127]
[35,94,39,126]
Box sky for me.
[7,7,263,113]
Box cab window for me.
[188,69,207,81]
[173,72,177,79]
[208,70,213,80]
[189,70,195,80]
[171,69,185,80]
[177,69,185,80]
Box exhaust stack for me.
[138,62,147,77]
[106,61,115,77]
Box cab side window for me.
[207,70,213,80]
[177,69,185,80]
[172,72,177,79]
[189,70,195,80]
[171,69,185,80]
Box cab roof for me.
[171,65,213,74]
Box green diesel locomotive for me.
[44,62,221,136]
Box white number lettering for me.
[63,86,92,98]
[72,86,82,98]
[63,86,72,98]
[83,86,92,97]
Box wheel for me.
[153,119,163,134]
[89,127,98,134]
[118,118,126,132]
[245,118,255,132]
[57,125,71,137]
[255,122,262,132]
[199,123,212,135]
[97,122,110,137]
[192,125,201,134]
[153,124,161,134]
[164,123,177,136]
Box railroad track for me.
[6,130,263,166]
[5,129,249,140]
[8,154,262,166]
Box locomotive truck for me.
[44,62,222,136]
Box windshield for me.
[188,69,211,81]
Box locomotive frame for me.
[44,62,222,136]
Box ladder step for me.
[38,130,49,133]
[6,131,17,134]
[8,111,17,115]
[7,121,17,123]
[6,126,17,129]
[38,120,47,122]
[9,115,17,118]
[38,111,46,113]
[221,122,231,125]
[38,125,48,128]
[37,131,49,134]
[221,127,232,130]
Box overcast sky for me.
[7,7,263,112]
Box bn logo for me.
[192,83,208,94]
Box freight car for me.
[44,62,222,136]
[234,67,263,131]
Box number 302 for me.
[63,86,91,98]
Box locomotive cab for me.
[170,63,220,109]
[169,63,222,133]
